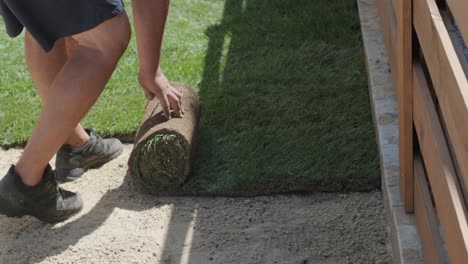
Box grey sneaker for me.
[55,129,124,182]
[0,165,83,223]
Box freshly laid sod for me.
[0,0,379,193]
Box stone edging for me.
[357,0,424,263]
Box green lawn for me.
[0,0,380,193]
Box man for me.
[0,0,183,223]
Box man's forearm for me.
[132,0,170,77]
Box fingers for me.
[178,94,184,115]
[169,86,184,115]
[168,93,183,118]
[179,99,185,115]
[170,86,183,98]
[144,78,184,120]
[162,95,171,120]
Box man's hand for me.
[139,69,184,119]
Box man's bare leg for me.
[16,12,131,186]
[25,32,90,147]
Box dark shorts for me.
[0,0,125,52]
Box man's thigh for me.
[72,12,131,55]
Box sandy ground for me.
[0,145,391,264]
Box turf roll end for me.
[129,83,200,194]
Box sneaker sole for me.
[34,208,83,224]
[0,197,83,224]
[56,147,124,182]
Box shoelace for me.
[46,171,65,200]
[87,131,108,154]
[30,170,63,206]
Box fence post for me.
[396,0,414,213]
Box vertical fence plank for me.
[396,0,414,213]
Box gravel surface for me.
[0,145,391,264]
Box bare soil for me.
[0,145,391,264]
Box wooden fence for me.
[377,0,468,262]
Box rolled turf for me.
[128,83,201,194]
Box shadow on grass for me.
[187,0,379,193]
